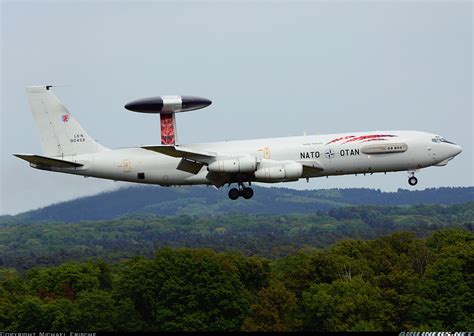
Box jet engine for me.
[207,156,257,173]
[254,162,303,182]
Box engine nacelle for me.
[254,162,303,182]
[208,156,257,173]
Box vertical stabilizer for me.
[26,86,108,157]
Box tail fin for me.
[26,86,108,157]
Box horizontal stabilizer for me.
[142,145,216,161]
[14,153,83,168]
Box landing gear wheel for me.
[408,176,418,186]
[228,188,240,200]
[242,187,254,199]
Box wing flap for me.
[177,158,204,174]
[14,153,83,168]
[298,159,324,171]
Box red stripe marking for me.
[326,135,355,145]
[342,134,395,144]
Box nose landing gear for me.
[408,171,418,186]
[228,182,254,200]
[408,176,418,186]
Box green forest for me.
[3,186,472,222]
[1,202,473,269]
[1,200,473,331]
[1,228,472,331]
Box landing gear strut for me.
[408,172,418,186]
[228,182,254,200]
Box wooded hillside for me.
[1,202,472,269]
[1,229,472,331]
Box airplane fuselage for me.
[34,130,462,187]
[17,86,462,200]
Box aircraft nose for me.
[451,144,462,157]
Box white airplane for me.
[15,86,462,200]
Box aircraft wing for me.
[14,153,84,168]
[142,145,216,174]
[142,145,216,160]
[142,146,325,177]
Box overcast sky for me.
[1,1,472,215]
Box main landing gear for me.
[408,171,418,186]
[228,182,254,200]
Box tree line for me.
[1,228,472,331]
[0,202,472,269]
[3,186,472,222]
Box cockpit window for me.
[431,136,455,144]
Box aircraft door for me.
[257,146,271,160]
[123,159,131,172]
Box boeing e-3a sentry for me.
[15,86,462,200]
